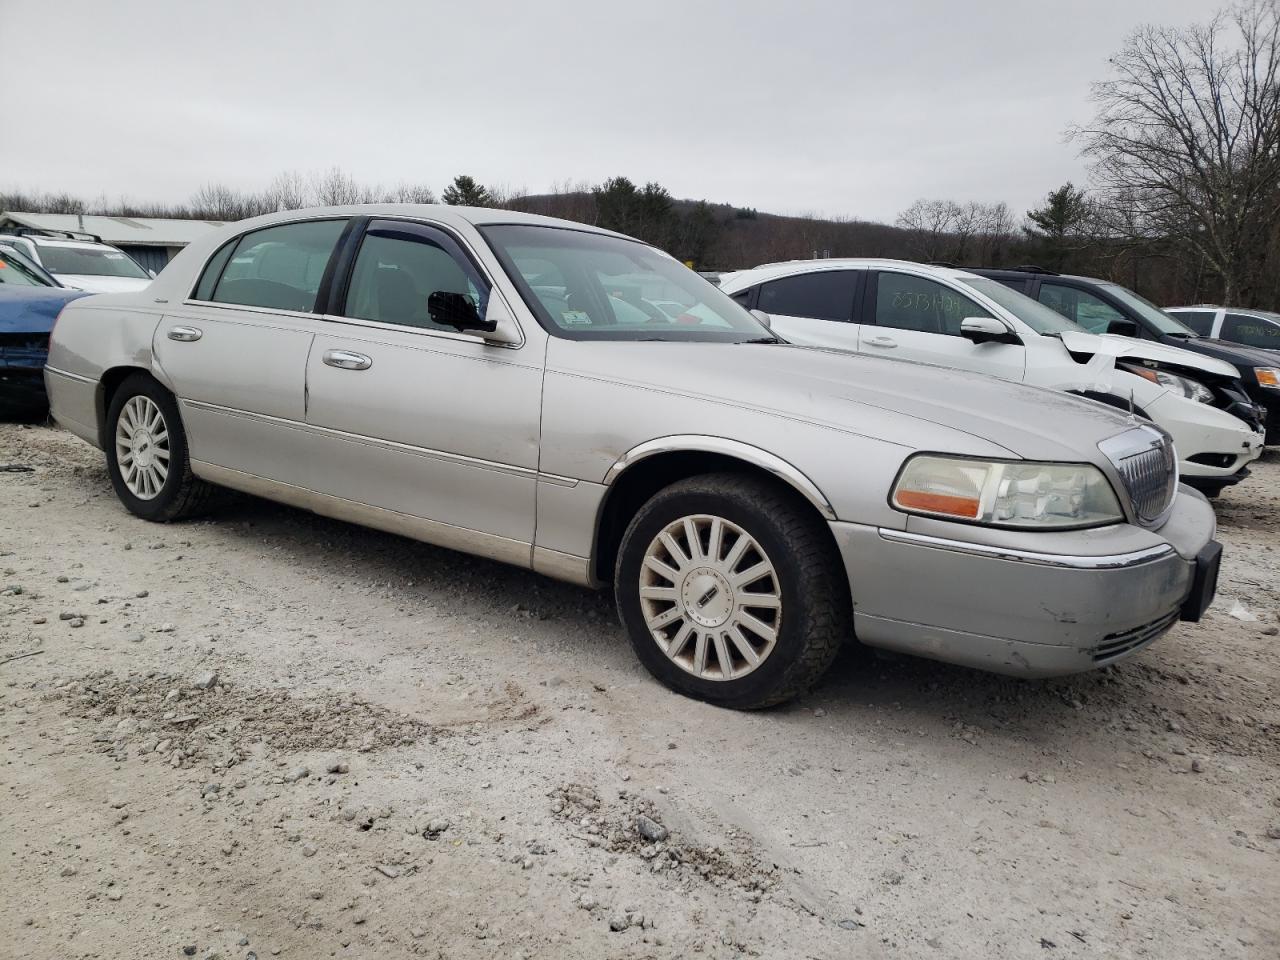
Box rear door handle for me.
[866,336,897,348]
[167,326,202,342]
[323,349,372,371]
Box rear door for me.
[753,270,862,349]
[303,218,542,557]
[154,217,350,485]
[862,270,1026,381]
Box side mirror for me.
[1106,318,1139,338]
[750,308,772,329]
[428,291,496,334]
[960,316,1019,345]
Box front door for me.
[862,270,1026,382]
[304,219,542,560]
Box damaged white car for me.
[720,261,1265,497]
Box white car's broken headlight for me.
[891,455,1125,529]
[1119,363,1213,403]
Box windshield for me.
[0,249,53,286]
[37,244,149,279]
[1098,282,1194,336]
[480,224,772,342]
[958,277,1084,336]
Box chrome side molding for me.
[877,528,1175,569]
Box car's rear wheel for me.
[105,374,213,521]
[615,472,849,709]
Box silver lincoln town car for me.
[44,206,1222,708]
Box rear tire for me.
[105,374,213,521]
[615,472,849,709]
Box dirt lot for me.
[1,422,1277,960]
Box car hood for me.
[52,274,151,294]
[554,341,1138,463]
[1058,330,1239,379]
[0,286,92,333]
[1169,335,1280,367]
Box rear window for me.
[756,271,857,322]
[198,219,346,312]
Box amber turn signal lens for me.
[894,490,981,518]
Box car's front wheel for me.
[615,473,849,709]
[105,374,213,522]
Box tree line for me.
[4,1,1278,307]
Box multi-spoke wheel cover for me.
[639,514,782,681]
[115,396,171,501]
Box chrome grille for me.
[1098,426,1178,526]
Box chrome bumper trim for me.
[876,528,1175,569]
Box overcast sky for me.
[4,0,1216,223]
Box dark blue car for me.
[0,248,90,417]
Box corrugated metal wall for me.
[120,245,170,275]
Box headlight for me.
[891,455,1124,528]
[1119,363,1213,403]
[1255,367,1279,389]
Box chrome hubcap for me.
[115,396,170,500]
[639,514,782,681]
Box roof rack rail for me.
[926,260,958,268]
[0,226,104,244]
[1006,264,1057,275]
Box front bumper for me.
[1146,391,1265,478]
[0,367,48,415]
[832,489,1218,678]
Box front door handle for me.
[866,336,897,348]
[323,349,372,371]
[167,326,202,342]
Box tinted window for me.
[1169,310,1216,336]
[343,225,489,332]
[873,272,990,335]
[481,224,770,342]
[993,276,1032,294]
[756,271,856,322]
[207,219,346,312]
[730,288,753,307]
[1037,282,1125,333]
[1223,313,1280,349]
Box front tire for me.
[105,374,213,521]
[615,473,849,709]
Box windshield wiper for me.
[740,336,782,344]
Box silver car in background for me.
[44,206,1221,708]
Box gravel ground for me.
[1,421,1277,960]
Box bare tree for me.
[896,199,963,261]
[265,170,309,210]
[1074,0,1280,304]
[311,167,377,206]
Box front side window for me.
[1167,310,1216,336]
[480,224,771,342]
[36,244,149,279]
[1096,282,1194,336]
[342,223,489,332]
[1037,282,1125,333]
[202,219,347,312]
[1223,312,1280,349]
[873,272,990,336]
[756,271,857,322]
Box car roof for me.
[221,204,633,240]
[721,258,984,288]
